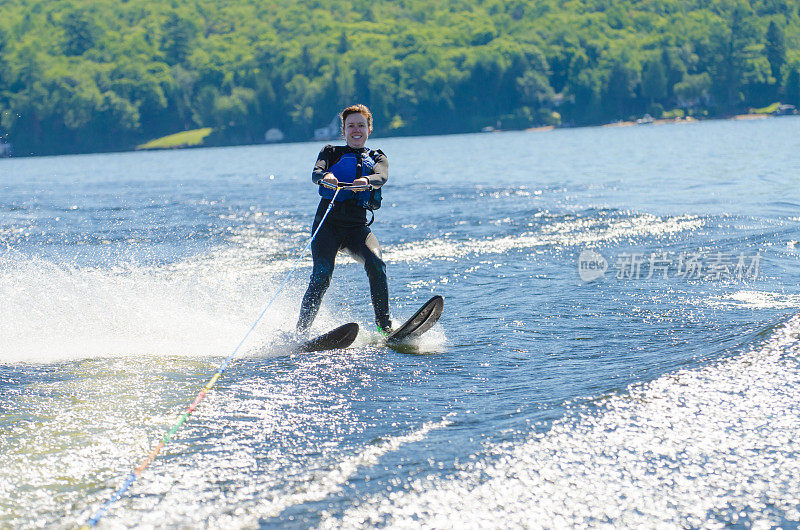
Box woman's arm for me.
[312,145,334,184]
[366,149,388,188]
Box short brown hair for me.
[341,104,373,133]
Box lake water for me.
[2,117,800,528]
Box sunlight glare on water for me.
[322,315,800,528]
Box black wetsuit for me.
[296,145,391,332]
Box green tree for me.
[785,67,800,106]
[2,0,800,155]
[710,2,760,113]
[602,62,637,119]
[61,9,100,56]
[193,85,220,126]
[338,32,349,54]
[517,69,553,108]
[163,13,197,65]
[765,21,786,85]
[215,87,256,130]
[674,73,712,112]
[0,27,7,99]
[641,59,667,103]
[566,65,603,125]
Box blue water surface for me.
[1,117,800,528]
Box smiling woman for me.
[296,103,393,336]
[342,104,372,149]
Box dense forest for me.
[0,0,799,155]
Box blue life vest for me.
[318,148,382,210]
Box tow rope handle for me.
[319,181,373,192]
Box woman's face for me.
[344,112,369,148]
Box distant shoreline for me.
[1,113,796,160]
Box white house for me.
[314,116,340,141]
[264,128,284,142]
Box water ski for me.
[293,322,359,353]
[386,295,443,344]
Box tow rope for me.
[83,187,343,527]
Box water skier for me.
[296,104,393,336]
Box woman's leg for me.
[344,227,392,331]
[297,223,340,332]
